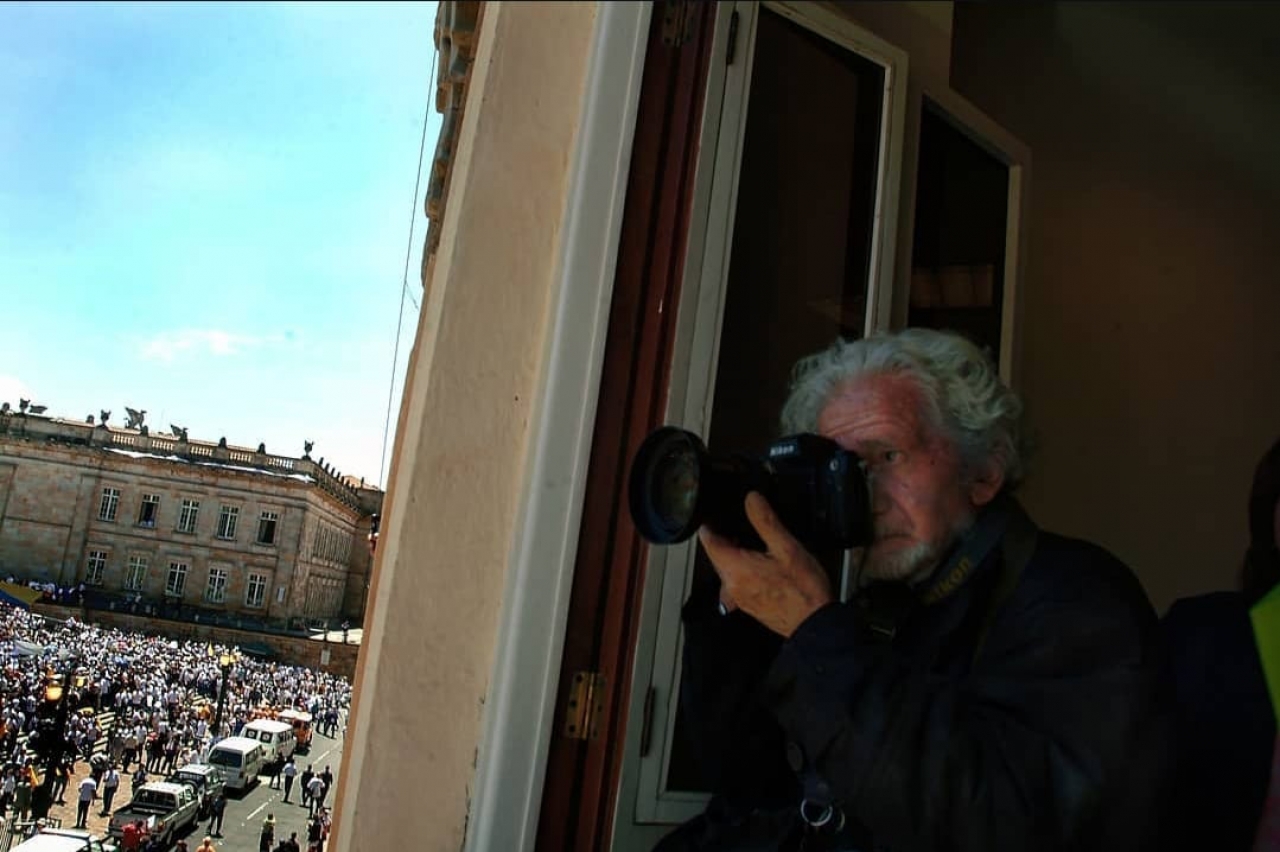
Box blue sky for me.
[0,1,440,487]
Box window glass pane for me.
[167,563,187,595]
[99,488,119,521]
[218,506,239,539]
[258,512,278,545]
[907,102,1011,363]
[139,495,159,526]
[178,500,200,533]
[664,6,885,794]
[126,557,148,591]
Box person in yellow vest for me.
[1164,436,1280,852]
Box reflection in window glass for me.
[665,6,885,794]
[908,103,1010,366]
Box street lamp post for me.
[31,658,80,821]
[211,652,236,746]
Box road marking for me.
[233,741,343,829]
[247,798,273,820]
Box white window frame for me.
[611,0,911,834]
[165,562,188,597]
[893,82,1031,388]
[463,5,654,852]
[124,556,149,592]
[98,488,120,522]
[205,565,229,604]
[257,511,279,546]
[245,573,268,609]
[138,493,160,528]
[177,499,200,534]
[216,505,240,540]
[85,550,108,586]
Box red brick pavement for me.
[42,758,159,840]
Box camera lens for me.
[629,427,707,544]
[654,443,699,526]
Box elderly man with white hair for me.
[656,328,1170,852]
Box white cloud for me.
[0,375,33,408]
[139,328,293,362]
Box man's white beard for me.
[861,511,977,584]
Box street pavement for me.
[196,731,344,852]
[45,726,345,851]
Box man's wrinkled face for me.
[817,372,986,584]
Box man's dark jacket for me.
[658,500,1172,852]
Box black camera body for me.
[628,426,872,552]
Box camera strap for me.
[798,498,1037,834]
[851,497,1027,644]
[917,495,1019,607]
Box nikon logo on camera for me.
[768,440,799,459]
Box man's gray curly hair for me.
[780,328,1028,490]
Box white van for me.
[10,828,115,852]
[206,736,266,791]
[241,718,297,762]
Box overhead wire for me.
[377,32,438,489]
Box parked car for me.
[11,827,117,852]
[107,781,200,848]
[166,763,226,819]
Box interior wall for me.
[329,3,600,850]
[950,2,1280,610]
[828,0,953,81]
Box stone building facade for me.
[0,408,381,625]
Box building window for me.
[205,566,228,603]
[216,505,239,540]
[125,556,148,591]
[246,573,267,609]
[85,550,107,585]
[177,499,200,534]
[166,562,188,596]
[98,488,120,522]
[138,494,160,528]
[257,511,279,545]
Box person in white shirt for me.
[282,758,298,803]
[306,774,325,816]
[75,775,97,829]
[100,765,121,815]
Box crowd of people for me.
[0,604,351,850]
[4,578,84,607]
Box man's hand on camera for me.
[698,491,834,637]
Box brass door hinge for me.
[563,671,606,741]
